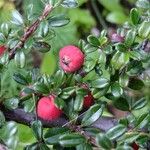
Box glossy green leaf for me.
[111,82,123,98]
[11,10,24,25]
[33,82,49,94]
[14,51,26,68]
[76,143,92,150]
[87,35,100,46]
[106,124,127,140]
[125,30,136,47]
[119,74,129,87]
[62,0,78,8]
[138,21,150,38]
[91,78,109,89]
[130,8,140,25]
[45,127,69,145]
[48,15,70,27]
[132,97,147,110]
[59,133,86,147]
[74,95,84,111]
[4,98,19,110]
[96,133,112,149]
[60,87,75,99]
[31,120,43,141]
[54,97,65,109]
[82,104,104,126]
[34,42,51,53]
[111,51,129,70]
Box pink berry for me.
[37,96,62,121]
[0,45,6,56]
[59,45,84,73]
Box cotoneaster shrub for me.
[0,0,150,149]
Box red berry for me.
[131,142,139,150]
[83,92,94,108]
[111,33,124,43]
[37,96,62,121]
[59,45,84,73]
[0,45,6,56]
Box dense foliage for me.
[0,0,150,149]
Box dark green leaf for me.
[13,73,29,85]
[96,133,112,149]
[115,43,126,52]
[34,42,51,53]
[33,82,49,94]
[87,35,100,46]
[128,78,144,90]
[31,120,43,141]
[59,133,85,147]
[82,104,104,126]
[0,110,5,127]
[45,127,69,145]
[76,143,92,150]
[60,87,75,99]
[106,124,127,140]
[130,8,140,25]
[54,70,65,87]
[113,97,130,111]
[54,97,65,109]
[136,113,150,129]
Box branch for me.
[9,4,53,60]
[1,106,117,131]
[1,106,117,147]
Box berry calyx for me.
[0,45,6,56]
[83,92,94,108]
[111,33,124,43]
[59,45,84,73]
[37,95,62,121]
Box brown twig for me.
[9,4,53,60]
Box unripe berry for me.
[59,45,84,73]
[83,92,94,108]
[0,45,6,56]
[37,96,62,121]
[111,33,124,43]
[81,84,94,108]
[131,142,139,150]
